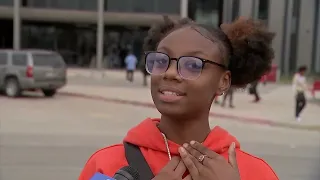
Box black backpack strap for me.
[124,142,155,180]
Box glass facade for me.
[280,0,301,74]
[0,0,12,6]
[155,0,180,14]
[25,0,47,8]
[231,0,240,21]
[288,0,301,73]
[19,21,148,68]
[258,0,269,23]
[0,0,230,69]
[9,0,181,14]
[105,0,180,14]
[312,0,320,73]
[23,0,97,11]
[0,0,180,69]
[0,20,13,48]
[50,0,86,10]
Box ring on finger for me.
[198,154,207,164]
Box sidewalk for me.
[67,68,127,80]
[59,79,320,131]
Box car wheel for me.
[42,89,57,97]
[4,77,21,97]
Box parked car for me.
[0,49,67,97]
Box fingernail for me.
[179,147,187,155]
[190,140,196,145]
[183,143,188,148]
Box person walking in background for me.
[139,54,150,86]
[261,74,267,85]
[125,50,138,82]
[249,80,261,103]
[292,65,308,122]
[221,87,235,108]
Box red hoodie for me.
[79,118,279,180]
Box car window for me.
[32,53,65,68]
[0,52,8,65]
[12,53,28,66]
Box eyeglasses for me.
[145,51,227,80]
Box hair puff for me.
[222,17,276,86]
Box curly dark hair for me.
[143,16,275,87]
[298,65,307,73]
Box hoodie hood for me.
[123,118,240,155]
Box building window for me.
[27,0,48,8]
[105,0,180,14]
[155,0,180,14]
[105,0,133,12]
[288,0,301,73]
[188,0,223,27]
[258,0,269,23]
[232,0,240,21]
[0,0,13,6]
[312,0,320,73]
[49,0,78,10]
[132,0,154,13]
[78,0,97,11]
[27,0,97,11]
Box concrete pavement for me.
[0,68,319,180]
[0,94,319,180]
[61,70,320,131]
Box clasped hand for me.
[152,141,240,180]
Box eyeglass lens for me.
[145,52,204,80]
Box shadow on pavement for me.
[0,92,52,100]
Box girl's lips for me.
[158,86,186,96]
[158,92,185,103]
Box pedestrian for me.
[292,65,308,122]
[221,87,235,108]
[125,50,138,82]
[139,54,150,86]
[249,80,261,102]
[79,16,278,180]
